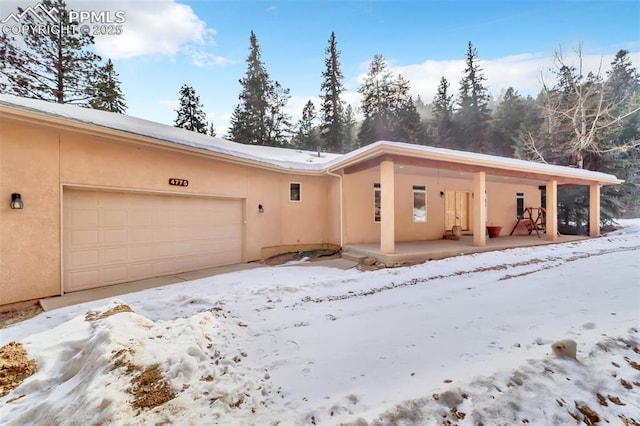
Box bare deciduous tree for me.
[519,44,640,170]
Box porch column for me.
[546,180,558,241]
[473,171,486,246]
[380,159,395,254]
[589,184,601,237]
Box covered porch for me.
[343,234,589,265]
[327,142,621,258]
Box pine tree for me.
[603,50,640,218]
[319,32,345,153]
[208,122,217,137]
[488,87,526,156]
[358,55,424,146]
[430,76,455,147]
[342,104,358,152]
[358,55,396,145]
[88,59,127,113]
[454,41,491,152]
[229,31,290,146]
[394,95,425,144]
[413,96,431,126]
[174,84,208,134]
[606,50,640,106]
[0,0,101,105]
[265,81,292,146]
[292,100,320,151]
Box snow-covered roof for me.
[0,94,622,184]
[0,94,340,171]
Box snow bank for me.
[0,301,277,425]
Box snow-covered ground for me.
[1,220,639,425]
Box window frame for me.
[289,182,302,202]
[412,184,427,223]
[516,192,525,218]
[373,182,381,223]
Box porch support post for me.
[473,171,486,246]
[380,159,395,254]
[546,180,558,241]
[589,184,601,237]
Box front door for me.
[445,191,470,231]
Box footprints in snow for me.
[301,361,315,376]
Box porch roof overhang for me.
[325,141,623,187]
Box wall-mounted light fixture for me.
[258,204,264,213]
[439,191,445,198]
[10,193,23,209]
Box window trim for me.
[516,192,525,218]
[373,182,381,223]
[412,184,427,223]
[289,182,302,202]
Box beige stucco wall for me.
[486,181,544,236]
[342,167,544,244]
[1,123,61,305]
[0,117,340,305]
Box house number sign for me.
[168,178,189,187]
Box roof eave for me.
[325,141,622,186]
[0,104,328,176]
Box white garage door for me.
[63,189,243,292]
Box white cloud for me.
[183,46,234,68]
[361,50,640,104]
[73,0,221,62]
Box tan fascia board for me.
[0,106,327,177]
[327,142,623,186]
[324,143,390,173]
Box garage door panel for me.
[68,270,99,290]
[64,190,243,292]
[130,228,150,242]
[70,229,98,245]
[103,228,128,244]
[101,209,127,226]
[129,245,152,261]
[129,210,151,226]
[101,247,128,264]
[69,249,98,268]
[69,209,99,227]
[129,263,153,280]
[153,210,175,226]
[102,266,128,284]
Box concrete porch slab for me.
[343,234,588,265]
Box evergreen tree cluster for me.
[0,0,126,112]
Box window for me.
[373,183,381,223]
[516,192,525,218]
[289,182,301,202]
[412,185,426,223]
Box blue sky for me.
[2,0,639,135]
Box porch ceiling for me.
[340,154,607,187]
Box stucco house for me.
[0,95,622,306]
